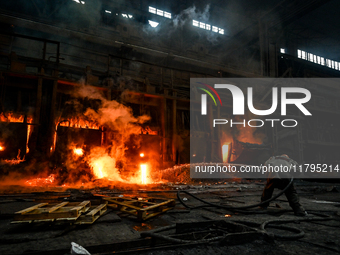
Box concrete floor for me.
[0,180,339,255]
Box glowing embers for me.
[59,118,99,130]
[141,164,148,184]
[4,151,25,165]
[222,143,231,163]
[25,174,56,186]
[73,148,84,156]
[0,145,4,151]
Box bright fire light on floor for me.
[141,164,147,184]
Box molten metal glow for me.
[140,153,144,157]
[141,164,147,184]
[51,130,57,153]
[26,125,31,154]
[222,144,230,163]
[73,148,84,156]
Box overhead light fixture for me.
[297,49,340,71]
[148,20,159,27]
[149,6,171,19]
[105,10,111,14]
[280,48,285,54]
[122,13,133,19]
[149,6,156,14]
[164,12,171,19]
[193,20,224,35]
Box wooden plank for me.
[15,203,48,214]
[12,201,92,222]
[87,203,107,216]
[70,201,91,211]
[104,197,155,206]
[75,204,107,224]
[106,197,175,221]
[106,199,142,211]
[48,202,69,213]
[13,211,80,221]
[143,207,174,220]
[141,199,176,211]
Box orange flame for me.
[59,118,99,130]
[0,113,33,154]
[73,148,84,156]
[0,145,4,151]
[0,113,32,123]
[140,153,144,157]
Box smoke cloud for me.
[173,4,211,28]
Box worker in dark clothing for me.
[260,154,307,216]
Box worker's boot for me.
[285,186,307,216]
[293,206,308,216]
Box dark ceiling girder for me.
[222,0,332,58]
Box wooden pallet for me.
[12,201,91,223]
[104,197,176,221]
[75,203,107,224]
